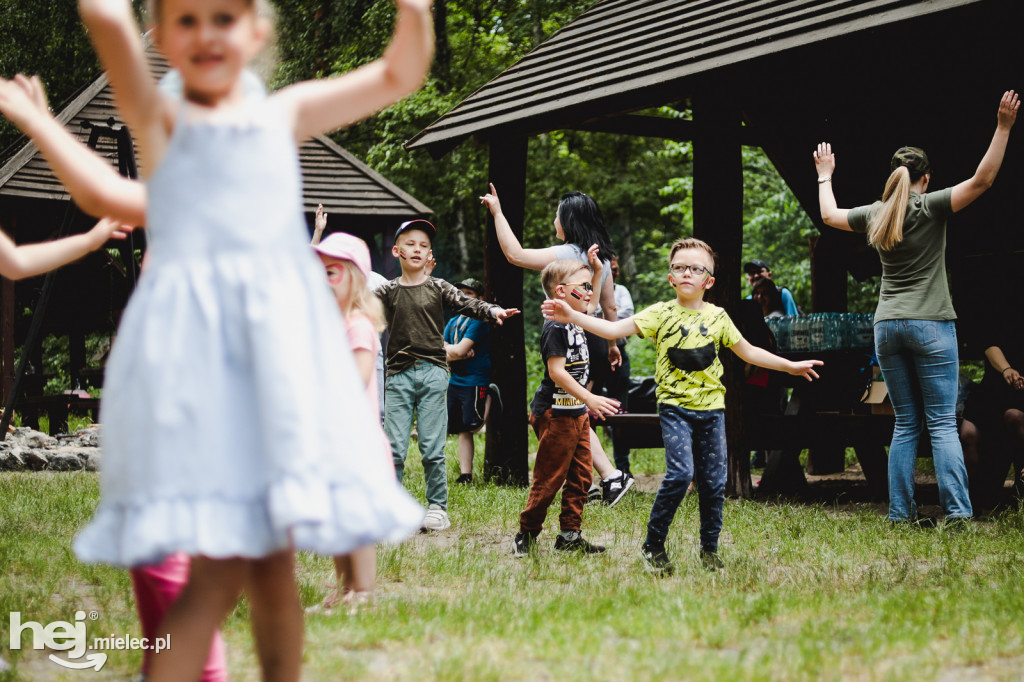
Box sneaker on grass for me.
[513,531,538,557]
[601,471,634,507]
[553,530,605,554]
[700,549,724,572]
[639,541,674,575]
[421,504,451,531]
[455,473,473,484]
[586,482,601,503]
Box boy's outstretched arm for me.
[282,0,433,141]
[542,298,638,340]
[0,75,147,225]
[731,338,822,381]
[0,218,133,281]
[547,357,620,419]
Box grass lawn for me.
[3,436,1024,681]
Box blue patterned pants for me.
[646,404,727,552]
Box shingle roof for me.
[0,42,430,217]
[406,0,983,151]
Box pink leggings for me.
[130,553,227,681]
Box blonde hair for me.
[541,259,592,298]
[336,261,385,332]
[669,238,717,273]
[868,166,911,251]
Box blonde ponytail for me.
[868,165,910,251]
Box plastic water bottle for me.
[790,316,809,351]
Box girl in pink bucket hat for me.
[312,230,391,612]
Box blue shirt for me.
[444,315,491,387]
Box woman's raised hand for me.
[479,183,502,216]
[997,90,1019,131]
[813,142,836,176]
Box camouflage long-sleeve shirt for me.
[375,277,499,376]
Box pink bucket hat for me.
[313,232,372,280]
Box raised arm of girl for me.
[950,90,1019,212]
[277,0,434,142]
[0,75,147,225]
[0,218,133,281]
[78,0,171,168]
[812,142,850,231]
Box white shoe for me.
[422,504,451,531]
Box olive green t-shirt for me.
[847,187,955,322]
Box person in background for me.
[814,90,1018,526]
[444,277,496,484]
[744,259,799,316]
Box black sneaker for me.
[488,383,503,415]
[587,483,602,503]
[455,473,473,484]
[513,531,538,557]
[553,530,605,553]
[943,517,973,533]
[639,541,674,575]
[601,472,635,507]
[700,549,724,572]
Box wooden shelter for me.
[407,0,1020,493]
[1,43,431,409]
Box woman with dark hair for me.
[752,278,785,319]
[814,90,1018,525]
[481,183,634,506]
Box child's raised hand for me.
[479,183,502,216]
[395,0,433,11]
[541,298,574,323]
[315,204,327,232]
[813,142,836,177]
[492,307,520,325]
[585,394,620,419]
[997,90,1019,130]
[88,217,135,248]
[788,359,823,381]
[0,74,51,132]
[587,244,602,271]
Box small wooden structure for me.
[407,0,1019,493]
[0,42,431,420]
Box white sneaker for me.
[422,504,451,531]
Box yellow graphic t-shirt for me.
[632,301,742,410]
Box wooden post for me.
[483,135,529,485]
[1,273,13,402]
[693,90,749,497]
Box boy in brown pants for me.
[514,258,621,556]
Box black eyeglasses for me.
[560,281,593,292]
[670,264,713,277]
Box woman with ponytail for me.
[813,90,1019,525]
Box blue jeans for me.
[384,361,450,510]
[874,319,972,521]
[646,404,727,552]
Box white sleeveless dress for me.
[74,101,423,567]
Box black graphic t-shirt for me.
[632,300,742,410]
[530,320,590,417]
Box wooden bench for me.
[601,412,894,499]
[20,394,100,435]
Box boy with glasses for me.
[543,239,822,573]
[514,259,620,556]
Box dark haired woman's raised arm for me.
[813,142,852,231]
[951,90,1019,213]
[480,183,559,271]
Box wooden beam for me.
[692,90,750,498]
[569,115,759,145]
[483,135,529,486]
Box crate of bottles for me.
[766,313,874,353]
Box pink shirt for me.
[346,312,381,419]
